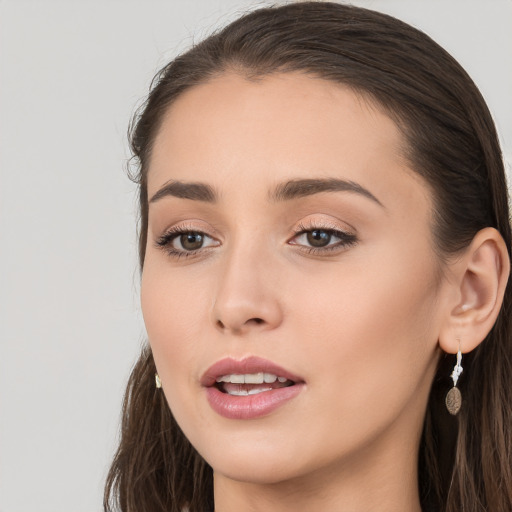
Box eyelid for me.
[156,220,219,240]
[288,218,358,253]
[153,217,357,261]
[292,216,356,236]
[154,221,221,259]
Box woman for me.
[104,2,512,511]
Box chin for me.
[211,457,305,486]
[194,433,311,485]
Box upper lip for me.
[201,356,304,387]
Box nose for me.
[212,244,283,336]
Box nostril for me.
[215,317,264,331]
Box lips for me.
[201,356,303,387]
[201,356,305,420]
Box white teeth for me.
[244,372,264,384]
[227,387,273,396]
[215,372,285,384]
[227,388,248,396]
[247,387,272,395]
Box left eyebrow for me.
[269,178,384,207]
[149,180,217,204]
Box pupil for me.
[307,230,331,247]
[181,232,203,250]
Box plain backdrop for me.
[0,1,511,511]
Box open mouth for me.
[215,372,295,396]
[203,357,304,419]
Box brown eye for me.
[289,226,358,253]
[156,228,219,258]
[178,232,204,250]
[306,230,332,247]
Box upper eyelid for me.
[293,218,356,235]
[155,217,357,240]
[157,227,218,244]
[154,224,357,260]
[295,223,348,232]
[158,221,219,238]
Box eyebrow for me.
[270,178,384,207]
[149,180,216,203]
[149,177,383,208]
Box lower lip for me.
[205,384,304,420]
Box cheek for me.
[140,261,211,378]
[140,262,217,435]
[289,246,441,430]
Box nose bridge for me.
[212,233,283,334]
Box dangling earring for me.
[155,373,162,389]
[445,341,463,415]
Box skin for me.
[141,72,481,511]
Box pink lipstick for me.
[201,356,305,420]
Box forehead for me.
[148,71,425,209]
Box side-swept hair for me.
[105,3,512,511]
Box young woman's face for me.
[142,73,451,486]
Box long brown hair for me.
[104,3,512,511]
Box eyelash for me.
[155,224,217,260]
[292,222,358,255]
[155,223,358,259]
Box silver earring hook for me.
[451,339,463,387]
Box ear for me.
[438,227,510,354]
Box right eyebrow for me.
[269,177,384,208]
[149,180,217,203]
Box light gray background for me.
[1,1,510,511]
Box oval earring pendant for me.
[446,386,462,415]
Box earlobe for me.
[439,227,510,354]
